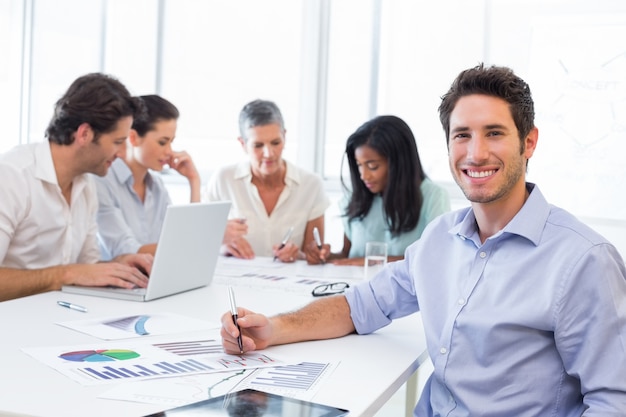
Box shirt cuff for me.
[345,281,392,335]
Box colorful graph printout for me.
[22,335,295,386]
[60,349,140,362]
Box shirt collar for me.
[234,159,301,186]
[450,183,550,247]
[33,142,58,185]
[111,158,133,184]
[34,141,89,194]
[502,183,550,246]
[111,158,154,187]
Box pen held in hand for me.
[228,286,244,354]
[273,226,294,262]
[313,227,325,264]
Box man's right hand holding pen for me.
[221,305,273,354]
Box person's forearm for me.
[189,177,201,203]
[138,243,157,256]
[327,252,347,261]
[0,266,67,301]
[268,295,355,346]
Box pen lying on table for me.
[57,300,88,313]
[273,226,294,262]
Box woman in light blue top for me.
[95,95,246,260]
[306,115,450,265]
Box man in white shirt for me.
[0,73,152,301]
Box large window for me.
[322,0,486,185]
[28,0,104,143]
[159,0,304,177]
[1,0,304,180]
[0,0,25,153]
[2,0,626,228]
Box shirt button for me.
[479,251,487,258]
[440,347,447,355]
[458,298,465,305]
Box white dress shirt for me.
[205,160,330,257]
[0,142,101,268]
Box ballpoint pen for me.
[57,300,88,313]
[273,226,294,262]
[313,227,325,264]
[228,286,244,354]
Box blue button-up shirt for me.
[93,159,171,260]
[346,183,626,416]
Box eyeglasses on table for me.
[312,282,350,297]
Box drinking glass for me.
[364,241,388,279]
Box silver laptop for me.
[62,201,231,301]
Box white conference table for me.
[0,258,428,417]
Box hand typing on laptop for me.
[62,253,152,289]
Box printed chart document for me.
[99,361,339,406]
[214,256,364,295]
[57,312,219,340]
[21,332,297,386]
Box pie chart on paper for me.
[59,349,140,362]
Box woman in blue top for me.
[306,115,450,265]
[94,95,246,260]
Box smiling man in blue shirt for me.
[220,64,626,416]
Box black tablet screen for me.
[144,388,349,417]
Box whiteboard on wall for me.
[527,14,626,221]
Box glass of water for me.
[364,241,388,279]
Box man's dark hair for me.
[45,73,145,145]
[438,63,535,149]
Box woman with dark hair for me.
[94,94,246,260]
[307,115,450,265]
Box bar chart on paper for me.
[77,356,214,382]
[99,361,339,405]
[22,337,294,386]
[236,361,336,397]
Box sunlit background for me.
[1,0,625,254]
